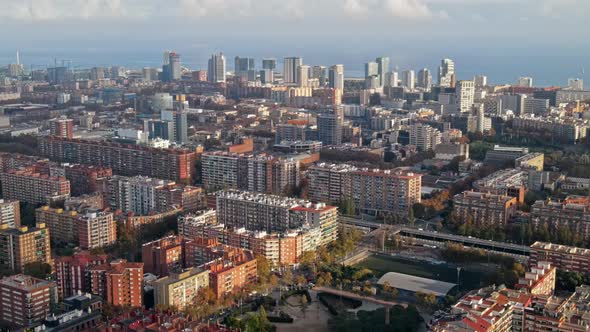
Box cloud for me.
[1,0,151,20]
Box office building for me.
[317,108,343,146]
[275,123,308,143]
[49,117,74,139]
[160,95,188,143]
[484,145,530,166]
[409,123,441,151]
[385,71,399,87]
[54,251,108,298]
[311,65,327,86]
[234,56,255,77]
[0,274,57,328]
[365,61,379,79]
[142,235,187,277]
[307,163,421,217]
[0,167,70,205]
[455,80,475,113]
[297,65,310,87]
[0,223,52,273]
[438,58,455,87]
[283,57,303,84]
[376,57,390,87]
[452,191,518,226]
[401,70,415,90]
[259,69,273,84]
[417,68,432,90]
[89,259,143,307]
[48,66,68,84]
[169,52,181,81]
[142,67,158,81]
[153,267,209,310]
[521,96,549,116]
[38,136,198,183]
[216,190,338,240]
[517,76,533,87]
[207,53,226,83]
[328,64,344,91]
[262,58,277,71]
[0,199,19,229]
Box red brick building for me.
[142,235,187,277]
[0,167,70,205]
[89,259,143,307]
[54,251,108,298]
[63,164,113,196]
[38,136,198,183]
[0,274,58,328]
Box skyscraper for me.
[162,52,181,81]
[297,65,310,87]
[385,71,399,87]
[456,80,475,113]
[207,53,226,83]
[283,57,303,84]
[262,58,277,71]
[328,64,345,91]
[376,57,390,87]
[517,76,533,87]
[401,70,415,90]
[169,52,181,80]
[260,69,274,84]
[417,68,432,90]
[311,65,327,86]
[438,58,455,87]
[365,61,379,78]
[234,57,255,80]
[474,75,488,87]
[568,78,584,90]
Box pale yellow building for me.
[153,267,209,310]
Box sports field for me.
[355,254,487,291]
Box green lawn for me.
[355,255,487,291]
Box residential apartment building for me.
[201,244,257,299]
[530,196,590,241]
[89,259,143,307]
[201,152,300,195]
[514,262,556,296]
[409,123,441,151]
[530,242,590,275]
[106,175,203,215]
[38,136,198,183]
[307,163,422,217]
[216,190,338,240]
[54,251,108,299]
[62,164,112,196]
[153,267,209,310]
[0,274,58,328]
[177,210,217,239]
[0,223,52,273]
[473,168,527,203]
[193,223,324,266]
[0,199,20,228]
[0,167,70,205]
[452,191,518,226]
[49,117,74,139]
[77,209,117,249]
[142,235,187,277]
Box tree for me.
[257,255,271,285]
[24,262,52,279]
[282,267,293,287]
[415,291,438,310]
[382,281,399,300]
[295,274,307,288]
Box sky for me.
[1,0,589,85]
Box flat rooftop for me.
[377,272,457,297]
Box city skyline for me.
[1,0,590,85]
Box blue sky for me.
[1,0,589,85]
